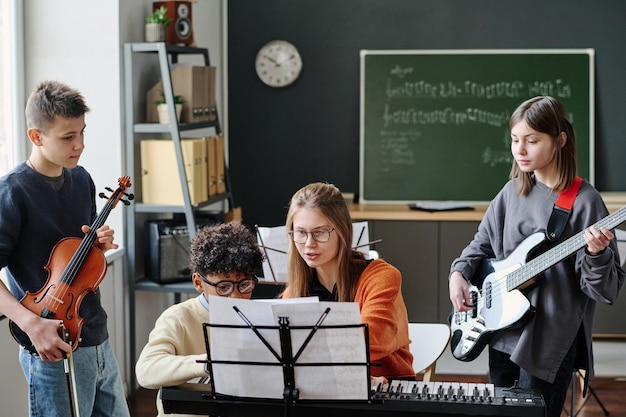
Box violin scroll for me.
[99,175,134,207]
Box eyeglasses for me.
[199,275,258,296]
[288,228,335,244]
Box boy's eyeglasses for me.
[288,228,335,244]
[199,275,258,296]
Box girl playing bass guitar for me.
[448,96,625,417]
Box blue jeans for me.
[489,341,577,417]
[19,339,130,417]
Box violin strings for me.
[45,192,117,322]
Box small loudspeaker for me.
[144,213,223,284]
[153,1,194,45]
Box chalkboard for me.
[359,49,594,203]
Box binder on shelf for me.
[140,138,208,205]
[146,65,216,123]
[173,65,206,123]
[199,139,208,198]
[206,65,217,118]
[215,134,226,194]
[206,135,218,196]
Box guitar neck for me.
[507,206,626,290]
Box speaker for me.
[145,213,223,284]
[153,1,194,45]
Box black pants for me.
[489,341,577,417]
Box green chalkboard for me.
[359,49,594,203]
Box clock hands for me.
[264,54,297,67]
[263,54,278,65]
[281,54,297,64]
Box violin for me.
[9,176,133,353]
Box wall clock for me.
[255,40,302,87]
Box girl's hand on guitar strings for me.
[449,271,472,312]
[584,226,614,256]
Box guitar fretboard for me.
[507,206,626,290]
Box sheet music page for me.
[351,221,372,256]
[256,225,289,282]
[272,301,368,399]
[208,296,368,400]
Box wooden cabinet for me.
[369,219,478,324]
[369,220,438,322]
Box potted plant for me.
[155,90,184,124]
[145,6,171,42]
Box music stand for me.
[200,302,373,417]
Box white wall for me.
[24,0,124,235]
[0,318,27,416]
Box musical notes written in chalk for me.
[360,49,593,203]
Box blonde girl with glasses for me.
[282,182,415,380]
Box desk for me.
[348,193,626,335]
[348,203,488,222]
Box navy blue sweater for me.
[0,162,108,346]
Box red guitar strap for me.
[546,176,583,241]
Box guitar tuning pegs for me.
[105,186,114,193]
[124,192,135,200]
[121,199,131,206]
[98,192,108,199]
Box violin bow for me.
[62,325,81,417]
[68,341,80,417]
[62,326,76,417]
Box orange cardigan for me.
[283,259,414,378]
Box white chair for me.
[408,322,451,382]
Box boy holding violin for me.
[0,81,130,417]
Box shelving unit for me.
[123,42,231,392]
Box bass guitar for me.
[9,176,133,353]
[450,205,626,362]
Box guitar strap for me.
[546,176,583,241]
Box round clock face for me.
[255,40,302,88]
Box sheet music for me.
[256,225,289,283]
[208,296,368,400]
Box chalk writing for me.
[382,104,509,128]
[385,78,571,100]
[389,65,414,78]
[482,146,513,167]
[378,130,418,166]
[361,51,592,201]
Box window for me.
[0,0,25,175]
